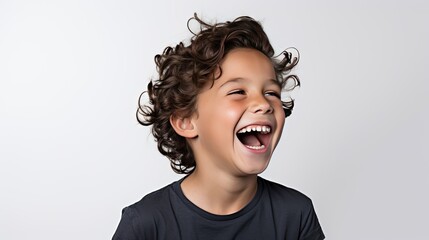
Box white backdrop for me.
[1,0,428,239]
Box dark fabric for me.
[112,177,325,240]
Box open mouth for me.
[236,125,271,150]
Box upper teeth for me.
[238,125,271,134]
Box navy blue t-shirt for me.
[112,177,324,240]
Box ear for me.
[170,114,198,138]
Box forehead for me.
[218,48,276,81]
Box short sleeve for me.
[112,204,159,240]
[299,200,325,240]
[112,207,140,240]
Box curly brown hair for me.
[137,13,300,174]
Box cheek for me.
[277,111,285,131]
[277,109,286,124]
[271,100,285,119]
[221,102,243,123]
[277,118,285,134]
[273,101,285,132]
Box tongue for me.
[241,133,262,146]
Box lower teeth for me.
[246,145,265,150]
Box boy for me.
[113,14,325,240]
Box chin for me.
[239,159,271,176]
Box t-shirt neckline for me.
[172,176,265,221]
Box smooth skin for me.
[170,48,286,215]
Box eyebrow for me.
[219,78,244,88]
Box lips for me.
[236,124,272,150]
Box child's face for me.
[190,48,285,177]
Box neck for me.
[181,168,258,215]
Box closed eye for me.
[265,91,281,99]
[227,90,246,95]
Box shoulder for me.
[260,177,317,218]
[260,177,325,240]
[133,183,173,208]
[112,182,177,239]
[127,182,176,220]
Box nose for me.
[250,94,273,114]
